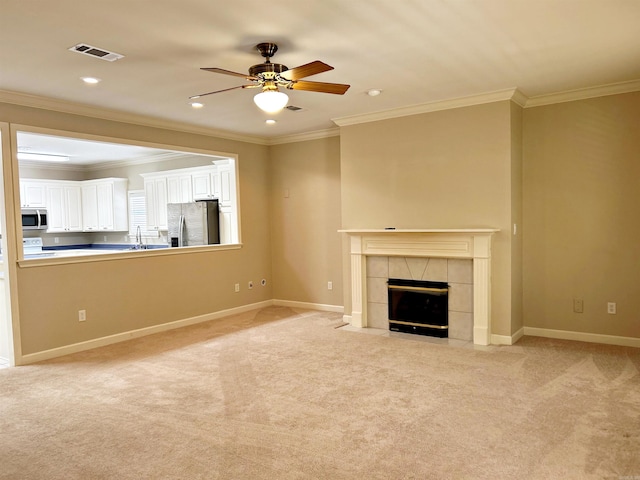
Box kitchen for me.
[15,129,240,260]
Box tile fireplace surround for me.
[340,229,499,346]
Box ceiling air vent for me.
[68,43,124,62]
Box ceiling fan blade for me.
[290,80,350,95]
[280,61,333,81]
[201,67,258,81]
[189,84,258,99]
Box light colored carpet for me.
[1,306,639,479]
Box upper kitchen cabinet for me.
[81,178,128,232]
[46,182,83,232]
[191,170,214,201]
[143,176,168,231]
[20,180,48,208]
[192,162,234,207]
[167,173,193,204]
[141,162,238,243]
[218,164,233,207]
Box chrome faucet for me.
[135,225,143,249]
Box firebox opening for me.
[387,278,449,338]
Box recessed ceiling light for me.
[190,102,204,109]
[81,76,101,84]
[265,119,277,125]
[367,89,382,97]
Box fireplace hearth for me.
[388,278,449,337]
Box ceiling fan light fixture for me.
[253,90,289,113]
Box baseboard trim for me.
[18,300,274,365]
[491,327,524,346]
[273,299,344,313]
[524,327,640,348]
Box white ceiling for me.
[1,0,639,145]
[16,132,175,166]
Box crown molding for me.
[332,88,523,127]
[510,89,529,108]
[87,152,190,172]
[267,127,340,145]
[524,79,640,107]
[0,89,269,146]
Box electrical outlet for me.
[234,283,240,293]
[328,281,333,291]
[573,299,583,313]
[607,302,616,314]
[78,310,86,322]
[248,281,253,289]
[54,237,59,244]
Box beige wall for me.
[5,88,638,360]
[19,165,86,181]
[269,137,343,307]
[1,102,272,357]
[523,92,640,338]
[340,101,519,337]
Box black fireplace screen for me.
[387,278,449,337]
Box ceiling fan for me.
[190,43,350,113]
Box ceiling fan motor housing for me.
[251,42,288,80]
[249,62,289,77]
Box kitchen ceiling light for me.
[265,119,276,125]
[190,102,204,108]
[81,76,101,84]
[17,152,70,162]
[253,90,289,113]
[367,89,382,96]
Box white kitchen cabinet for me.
[142,163,237,242]
[192,165,233,207]
[143,176,168,231]
[219,207,232,244]
[47,182,83,232]
[20,180,48,208]
[218,164,233,207]
[191,171,215,200]
[81,183,99,231]
[167,174,193,203]
[82,178,128,232]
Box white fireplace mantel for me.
[339,229,499,345]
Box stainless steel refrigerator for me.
[167,200,220,247]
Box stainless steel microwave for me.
[21,208,49,230]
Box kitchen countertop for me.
[43,244,169,257]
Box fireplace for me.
[339,229,498,345]
[388,278,449,337]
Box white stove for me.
[23,238,54,258]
